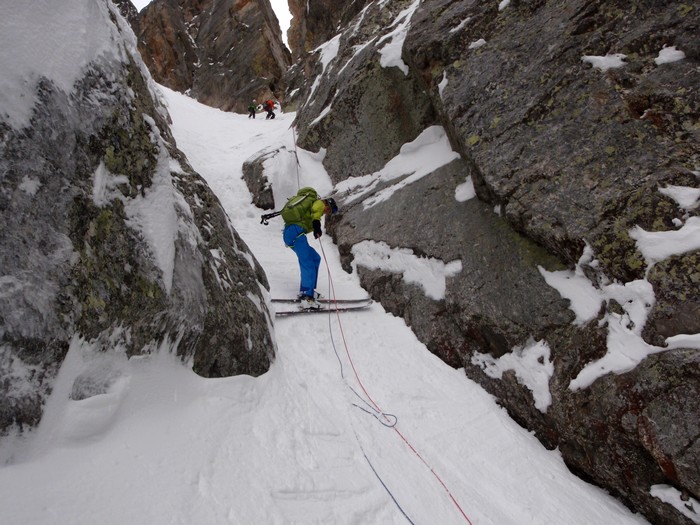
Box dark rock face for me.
[287,0,371,60]
[551,349,700,523]
[135,0,291,113]
[406,0,699,272]
[645,251,700,344]
[291,2,437,182]
[0,3,274,435]
[334,158,573,363]
[289,0,700,523]
[134,0,198,93]
[114,0,139,24]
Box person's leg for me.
[283,225,316,296]
[310,245,320,291]
[294,238,320,296]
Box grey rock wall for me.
[289,1,700,523]
[0,1,274,435]
[287,0,371,60]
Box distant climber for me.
[263,99,276,120]
[280,187,338,309]
[248,99,257,119]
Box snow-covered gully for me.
[0,88,650,525]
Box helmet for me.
[325,198,338,214]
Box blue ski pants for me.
[283,224,320,297]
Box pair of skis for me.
[272,297,373,317]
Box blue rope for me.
[355,430,417,525]
[326,309,397,426]
[324,285,415,524]
[351,403,398,427]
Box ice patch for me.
[307,33,341,102]
[92,161,130,206]
[659,184,700,210]
[377,0,421,75]
[538,244,678,390]
[630,216,700,267]
[336,126,460,209]
[538,245,603,326]
[450,17,471,33]
[438,71,448,98]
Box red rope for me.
[318,240,474,525]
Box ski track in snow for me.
[145,88,650,524]
[0,86,650,525]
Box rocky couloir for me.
[135,0,291,113]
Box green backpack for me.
[280,187,318,227]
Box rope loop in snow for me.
[317,240,474,525]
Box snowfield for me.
[4,0,699,522]
[0,87,650,525]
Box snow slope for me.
[0,88,650,525]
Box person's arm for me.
[311,199,326,238]
[310,199,326,221]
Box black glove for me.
[312,219,322,239]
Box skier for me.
[247,99,257,119]
[280,187,338,309]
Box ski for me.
[271,297,372,305]
[274,301,373,317]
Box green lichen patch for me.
[590,185,681,282]
[88,58,163,200]
[67,195,165,342]
[467,134,481,146]
[677,4,694,16]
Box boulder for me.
[242,150,277,210]
[0,1,274,435]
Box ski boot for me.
[299,295,321,310]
